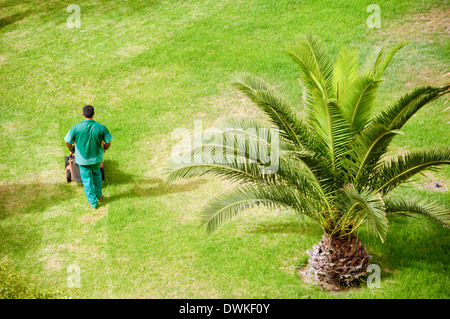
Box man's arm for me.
[103,126,113,151]
[103,141,111,151]
[65,142,75,152]
[64,127,75,153]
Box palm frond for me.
[230,72,319,151]
[384,195,450,228]
[333,47,359,103]
[216,117,285,166]
[341,75,381,133]
[168,159,270,185]
[288,148,336,193]
[309,96,353,171]
[287,148,338,217]
[201,184,321,232]
[167,122,281,185]
[374,148,450,194]
[371,85,450,130]
[369,42,407,78]
[338,184,388,242]
[341,42,406,133]
[168,120,324,199]
[345,124,400,183]
[285,32,334,102]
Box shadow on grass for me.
[359,216,450,284]
[102,159,135,186]
[383,217,450,265]
[247,219,324,236]
[0,181,72,220]
[101,159,207,203]
[0,180,70,258]
[0,221,41,259]
[0,11,30,29]
[104,178,207,203]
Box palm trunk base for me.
[305,234,372,290]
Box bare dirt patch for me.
[78,206,107,225]
[377,7,449,43]
[196,88,265,127]
[368,6,449,88]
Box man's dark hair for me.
[83,105,94,118]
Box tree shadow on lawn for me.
[0,180,71,258]
[247,218,324,236]
[101,159,207,203]
[380,217,450,267]
[104,178,207,204]
[0,181,72,220]
[0,10,31,29]
[0,220,41,259]
[247,215,450,284]
[359,216,450,283]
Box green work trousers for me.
[79,163,102,208]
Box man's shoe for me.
[98,195,104,202]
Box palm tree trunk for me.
[306,234,372,290]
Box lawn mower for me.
[65,145,105,184]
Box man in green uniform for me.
[64,105,113,209]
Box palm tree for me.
[167,33,450,290]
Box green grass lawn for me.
[0,0,449,298]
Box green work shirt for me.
[64,120,113,165]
